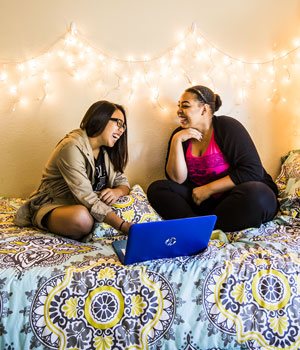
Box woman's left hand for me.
[192,185,212,206]
[98,188,121,205]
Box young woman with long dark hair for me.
[15,100,132,239]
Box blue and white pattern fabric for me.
[0,185,300,349]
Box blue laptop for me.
[112,215,217,265]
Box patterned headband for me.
[188,88,209,104]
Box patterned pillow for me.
[275,150,300,199]
[92,184,162,240]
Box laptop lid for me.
[113,215,217,265]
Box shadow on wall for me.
[126,98,178,191]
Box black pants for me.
[147,180,278,232]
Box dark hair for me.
[80,100,128,172]
[185,85,222,113]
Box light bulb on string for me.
[9,86,17,95]
[268,66,275,75]
[19,97,28,106]
[191,23,197,36]
[293,38,300,47]
[202,74,210,81]
[42,71,50,81]
[281,51,287,58]
[70,22,77,35]
[84,46,92,55]
[211,47,217,55]
[197,37,203,45]
[238,88,247,101]
[195,52,202,61]
[171,56,180,66]
[0,72,8,82]
[65,34,77,46]
[159,57,166,65]
[66,55,74,67]
[282,65,291,85]
[245,72,252,85]
[57,51,65,58]
[223,56,231,65]
[96,80,103,89]
[73,72,81,81]
[179,42,186,51]
[28,59,38,70]
[133,71,141,81]
[79,52,85,61]
[17,64,25,72]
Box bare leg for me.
[44,205,94,240]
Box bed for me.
[0,150,299,350]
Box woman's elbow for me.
[166,172,186,184]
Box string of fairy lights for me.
[0,22,300,111]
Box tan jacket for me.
[14,128,129,226]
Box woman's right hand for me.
[121,221,134,234]
[173,128,202,143]
[104,211,134,235]
[166,128,202,183]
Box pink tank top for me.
[186,131,230,186]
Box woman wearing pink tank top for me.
[148,85,278,232]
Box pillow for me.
[92,184,162,240]
[275,149,300,199]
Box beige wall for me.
[0,0,300,197]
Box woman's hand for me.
[173,128,202,143]
[166,128,202,184]
[98,185,130,205]
[98,188,121,205]
[104,211,134,234]
[192,185,212,206]
[192,176,236,205]
[121,221,134,234]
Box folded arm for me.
[192,175,235,205]
[166,128,202,184]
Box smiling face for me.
[177,91,205,129]
[98,109,125,147]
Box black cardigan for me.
[165,115,278,196]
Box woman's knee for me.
[46,205,94,240]
[249,183,278,220]
[237,182,276,205]
[233,181,278,221]
[147,180,169,201]
[148,180,168,192]
[71,206,94,235]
